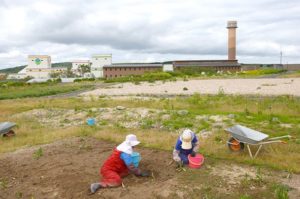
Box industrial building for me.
[7,55,67,79]
[103,63,162,78]
[90,54,112,78]
[7,21,241,80]
[103,21,240,79]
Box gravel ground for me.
[81,78,300,97]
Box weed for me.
[33,147,43,160]
[214,135,222,143]
[99,120,108,126]
[254,167,263,185]
[240,194,252,199]
[140,119,154,129]
[273,184,290,199]
[183,87,188,91]
[244,108,250,115]
[0,178,8,189]
[15,191,23,198]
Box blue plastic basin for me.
[87,118,95,126]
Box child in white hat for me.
[173,129,199,165]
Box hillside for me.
[0,62,72,74]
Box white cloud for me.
[0,0,300,69]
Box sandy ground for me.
[1,137,299,199]
[81,78,300,97]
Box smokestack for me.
[227,21,238,60]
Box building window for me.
[125,68,126,71]
[134,68,136,71]
[115,75,117,77]
[110,68,112,71]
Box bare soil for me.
[81,78,300,97]
[0,137,299,199]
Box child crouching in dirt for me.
[173,129,199,166]
[90,134,150,194]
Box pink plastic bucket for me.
[188,154,204,169]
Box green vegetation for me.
[0,94,299,172]
[0,81,92,100]
[104,71,173,83]
[103,68,290,84]
[273,184,290,199]
[0,178,8,189]
[33,147,43,160]
[0,65,26,74]
[240,69,286,76]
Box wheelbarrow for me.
[0,122,16,137]
[225,125,291,159]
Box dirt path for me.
[81,78,300,97]
[44,82,116,99]
[0,137,299,199]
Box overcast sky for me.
[0,0,299,69]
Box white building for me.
[163,63,174,72]
[71,60,90,76]
[7,55,69,80]
[90,54,112,78]
[7,67,28,79]
[25,55,52,79]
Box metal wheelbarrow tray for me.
[225,125,291,159]
[0,122,16,137]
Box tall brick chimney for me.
[227,21,237,60]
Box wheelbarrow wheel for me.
[3,130,15,137]
[228,137,244,152]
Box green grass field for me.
[1,94,299,173]
[0,82,93,100]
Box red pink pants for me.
[99,168,129,187]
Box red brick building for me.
[103,63,163,78]
[173,60,240,72]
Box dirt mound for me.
[0,137,178,199]
[1,137,299,199]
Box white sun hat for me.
[117,134,140,154]
[181,129,193,150]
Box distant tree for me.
[50,72,60,78]
[65,68,75,77]
[79,64,91,76]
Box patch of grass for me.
[241,69,286,76]
[273,184,290,199]
[0,82,92,100]
[33,147,43,160]
[15,191,23,199]
[0,94,299,172]
[240,194,252,199]
[0,178,8,189]
[140,119,155,129]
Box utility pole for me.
[280,51,283,65]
